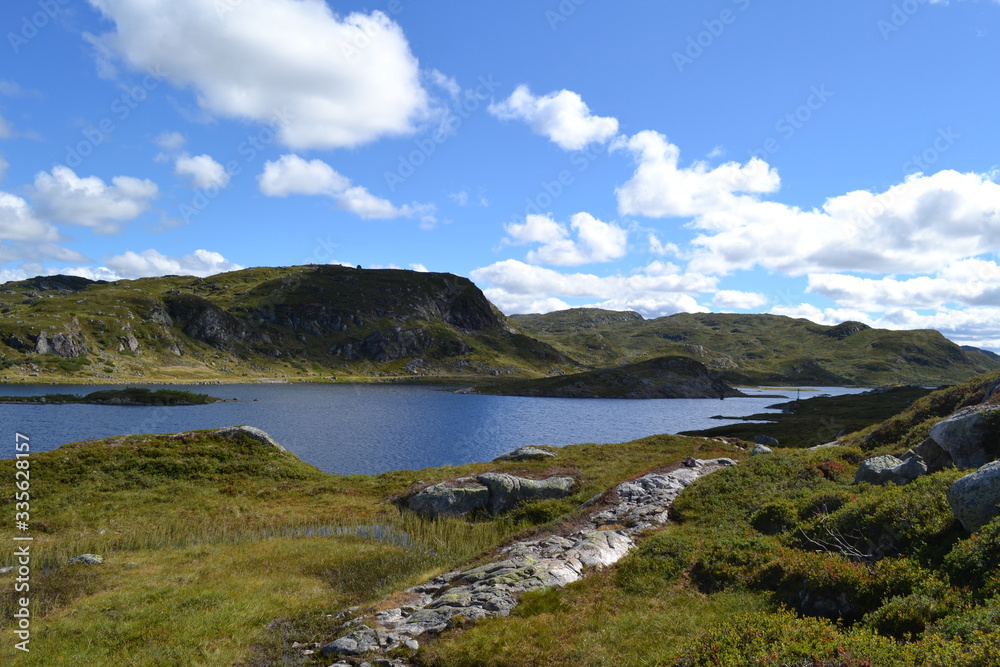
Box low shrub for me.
[613,531,694,593]
[943,516,1000,595]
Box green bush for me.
[927,596,1000,642]
[691,533,779,593]
[613,531,694,593]
[944,517,1000,595]
[863,585,960,641]
[751,500,799,535]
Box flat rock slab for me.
[321,458,735,661]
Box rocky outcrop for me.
[751,444,774,456]
[320,458,736,663]
[33,331,88,358]
[164,295,260,352]
[493,446,557,462]
[407,473,575,518]
[902,438,952,473]
[948,461,1000,531]
[216,425,287,452]
[854,455,927,486]
[928,405,1000,469]
[68,553,103,565]
[754,435,780,447]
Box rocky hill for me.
[474,356,745,399]
[512,311,1000,386]
[0,265,569,383]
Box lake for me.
[0,383,866,475]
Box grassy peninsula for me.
[0,387,224,406]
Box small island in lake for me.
[0,387,227,406]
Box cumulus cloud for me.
[712,290,769,310]
[471,259,715,317]
[174,154,230,189]
[105,248,243,278]
[86,0,430,149]
[807,259,1000,311]
[769,303,875,327]
[258,154,432,221]
[615,130,780,219]
[30,166,158,233]
[489,85,619,150]
[0,192,59,242]
[504,212,628,266]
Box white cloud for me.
[769,303,875,327]
[105,248,243,278]
[409,263,429,272]
[471,259,715,317]
[647,233,680,257]
[484,289,572,315]
[615,130,780,219]
[30,166,158,233]
[258,154,432,221]
[155,131,185,150]
[712,290,769,310]
[87,0,430,149]
[807,259,1000,310]
[687,170,1000,276]
[489,85,619,151]
[504,212,628,266]
[429,69,460,100]
[0,192,59,242]
[0,156,8,181]
[0,116,11,139]
[175,154,230,189]
[258,154,350,197]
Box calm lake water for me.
[0,384,865,475]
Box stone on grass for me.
[754,435,780,447]
[948,460,1000,531]
[929,406,1000,469]
[68,554,104,565]
[216,425,287,452]
[493,446,556,462]
[854,455,926,486]
[751,444,773,456]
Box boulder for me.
[751,444,773,456]
[408,478,490,518]
[854,455,927,486]
[407,473,576,518]
[947,461,1000,531]
[754,435,780,447]
[477,473,575,513]
[929,406,1000,469]
[901,438,953,473]
[320,624,381,657]
[493,446,557,462]
[68,554,104,565]
[216,425,287,452]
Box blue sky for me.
[2,0,1000,347]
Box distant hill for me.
[511,311,1000,386]
[0,266,570,383]
[474,355,744,399]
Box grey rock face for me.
[477,473,575,514]
[948,460,1000,531]
[216,425,287,452]
[407,479,491,518]
[903,438,953,473]
[754,435,780,447]
[751,444,773,456]
[855,455,927,486]
[407,473,575,518]
[33,331,88,358]
[929,405,1000,469]
[493,446,557,462]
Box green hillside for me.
[0,266,571,383]
[512,310,1000,386]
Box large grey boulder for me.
[948,461,1000,531]
[320,624,381,657]
[902,438,953,473]
[929,406,1000,469]
[754,435,780,447]
[493,446,557,462]
[854,455,927,486]
[477,473,575,513]
[751,444,773,456]
[407,478,491,518]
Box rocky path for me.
[315,457,736,666]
